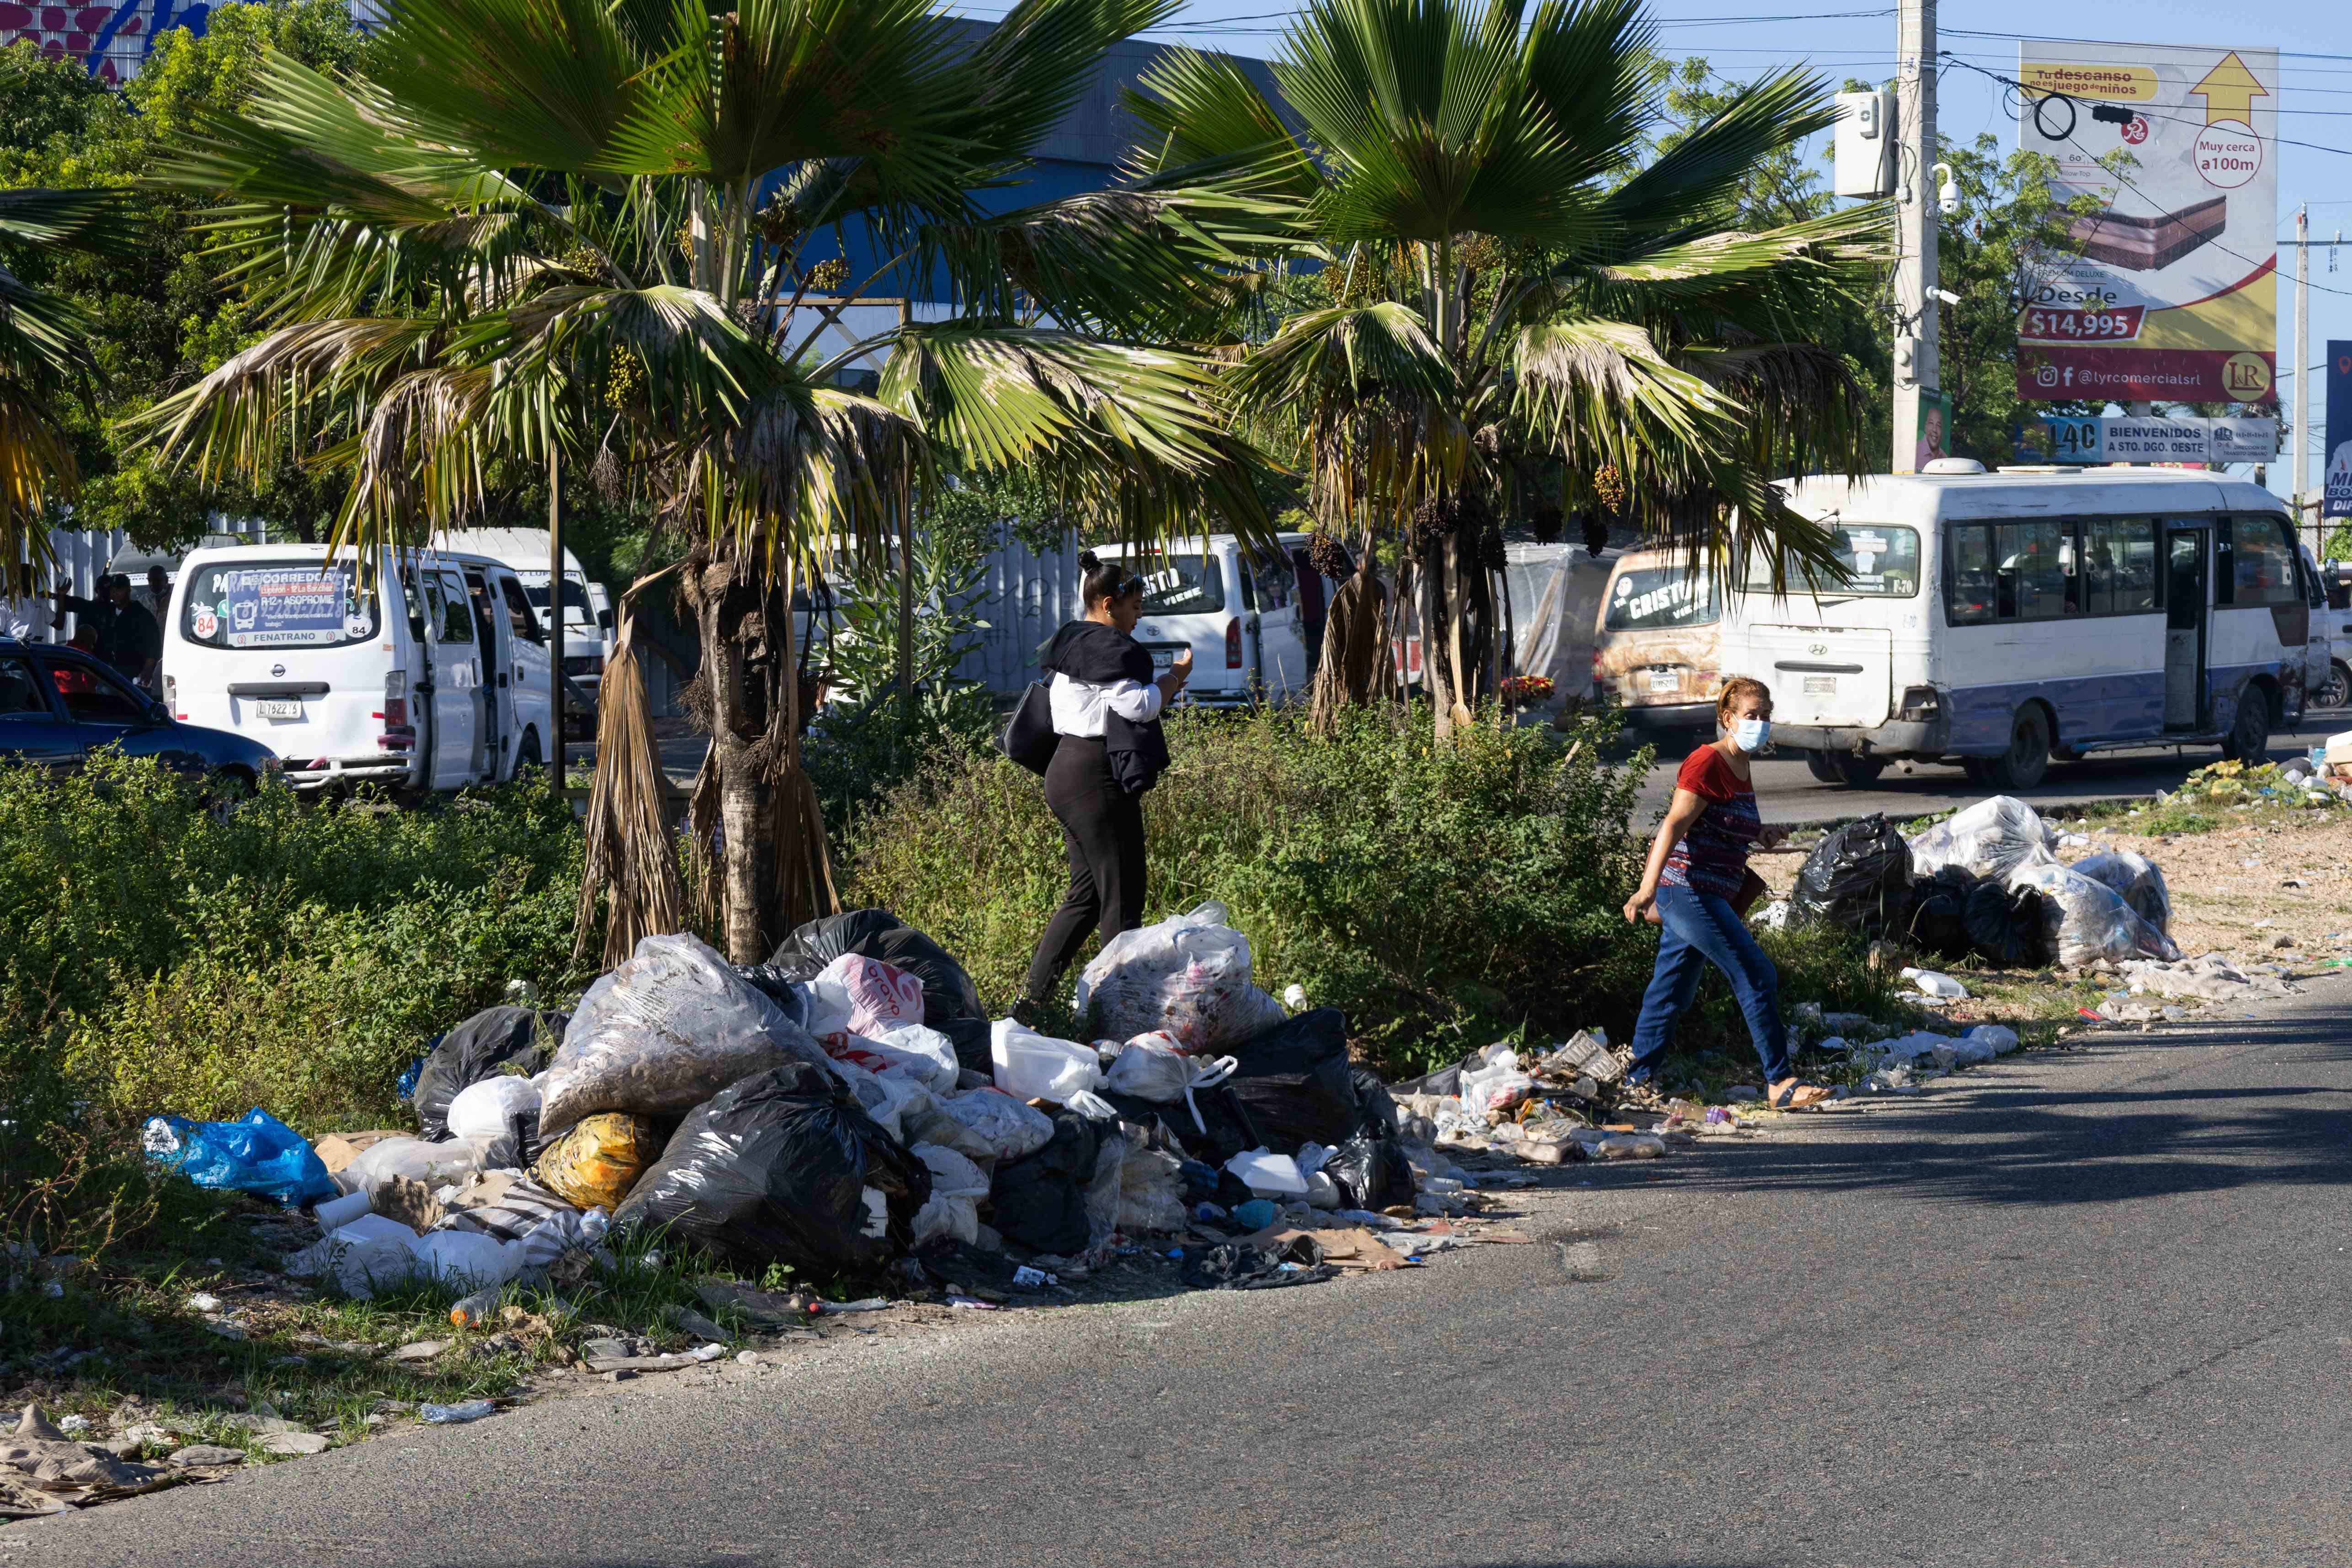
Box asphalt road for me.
[1632,710,2348,826]
[22,972,2352,1568]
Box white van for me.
[430,527,615,681]
[164,543,554,791]
[1723,464,2316,789]
[1089,533,1339,707]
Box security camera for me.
[1932,287,1962,306]
[1932,161,1959,215]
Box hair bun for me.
[1077,550,1102,573]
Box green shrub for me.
[846,703,1891,1078]
[0,754,585,1131]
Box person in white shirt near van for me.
[1019,552,1191,1017]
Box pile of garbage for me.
[2175,744,2352,809]
[1773,796,2180,977]
[141,901,1560,1317]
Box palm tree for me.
[0,187,123,599]
[136,0,1272,962]
[1132,0,1883,734]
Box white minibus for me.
[164,543,554,791]
[1087,533,1340,707]
[1723,463,2317,789]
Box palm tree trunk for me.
[690,556,775,964]
[1308,539,1391,733]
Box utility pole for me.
[1890,0,1938,473]
[2291,202,2310,558]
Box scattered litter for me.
[418,1401,497,1425]
[141,1109,337,1208]
[1900,967,1968,999]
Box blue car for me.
[0,636,281,788]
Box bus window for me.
[1996,521,2067,620]
[1946,525,1995,624]
[2080,518,2160,617]
[2227,516,2299,607]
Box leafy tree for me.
[1134,0,1882,736]
[140,0,1272,961]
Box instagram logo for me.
[2034,363,2060,388]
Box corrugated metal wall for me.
[954,532,1084,694]
[2,520,271,644]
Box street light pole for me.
[1890,0,1938,473]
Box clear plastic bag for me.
[1073,903,1269,1051]
[2068,849,2172,935]
[1115,1147,1189,1234]
[990,1019,1104,1102]
[1103,1037,1193,1101]
[338,1134,508,1200]
[937,1089,1056,1162]
[1905,796,2059,881]
[827,1059,930,1143]
[539,933,831,1138]
[2006,861,2181,967]
[1083,1126,1128,1248]
[1458,1047,1533,1116]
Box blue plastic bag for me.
[395,1056,426,1103]
[143,1108,338,1208]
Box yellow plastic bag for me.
[532,1113,662,1212]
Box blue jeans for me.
[1628,883,1792,1087]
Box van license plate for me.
[1647,669,1679,694]
[1803,675,1836,696]
[257,699,303,719]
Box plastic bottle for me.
[448,1287,503,1329]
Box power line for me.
[1941,53,2352,164]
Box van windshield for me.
[180,559,381,649]
[522,576,596,620]
[1604,568,1716,631]
[1124,552,1225,614]
[1745,525,1922,599]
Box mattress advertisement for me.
[2327,341,2352,522]
[2015,42,2278,408]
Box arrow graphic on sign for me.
[2191,52,2268,125]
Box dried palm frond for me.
[572,607,686,967]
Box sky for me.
[955,0,2352,501]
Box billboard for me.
[2328,341,2352,522]
[0,1,210,83]
[2016,42,2278,407]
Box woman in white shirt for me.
[1020,552,1192,1014]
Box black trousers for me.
[1024,736,1146,1005]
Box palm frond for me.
[1599,66,1841,234]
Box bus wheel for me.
[2221,688,2270,763]
[514,728,543,779]
[1804,750,1840,783]
[2319,661,2351,712]
[1984,707,2050,791]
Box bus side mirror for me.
[597,608,614,631]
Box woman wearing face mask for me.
[1622,676,1829,1110]
[1019,551,1193,1016]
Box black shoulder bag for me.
[999,681,1059,776]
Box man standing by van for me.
[51,574,163,690]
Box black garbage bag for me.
[988,1108,1102,1255]
[413,1006,564,1142]
[1905,866,1979,962]
[612,1062,930,1276]
[1223,1008,1360,1153]
[1322,1128,1415,1211]
[733,963,814,1030]
[938,1016,994,1078]
[1351,1067,1401,1138]
[771,909,984,1027]
[1792,814,1914,937]
[1964,880,2049,968]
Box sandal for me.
[1769,1080,1833,1110]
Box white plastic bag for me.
[1900,967,1969,999]
[828,1058,931,1144]
[540,933,831,1137]
[1103,1037,1193,1101]
[851,1021,961,1094]
[283,1214,423,1299]
[2069,849,2172,935]
[410,1229,520,1291]
[801,978,855,1041]
[937,1089,1056,1162]
[815,952,926,1036]
[445,1075,541,1142]
[990,1018,1104,1102]
[2006,861,2180,968]
[1906,796,2060,880]
[1074,902,1265,1051]
[899,1100,1000,1169]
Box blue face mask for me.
[1732,716,1771,753]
